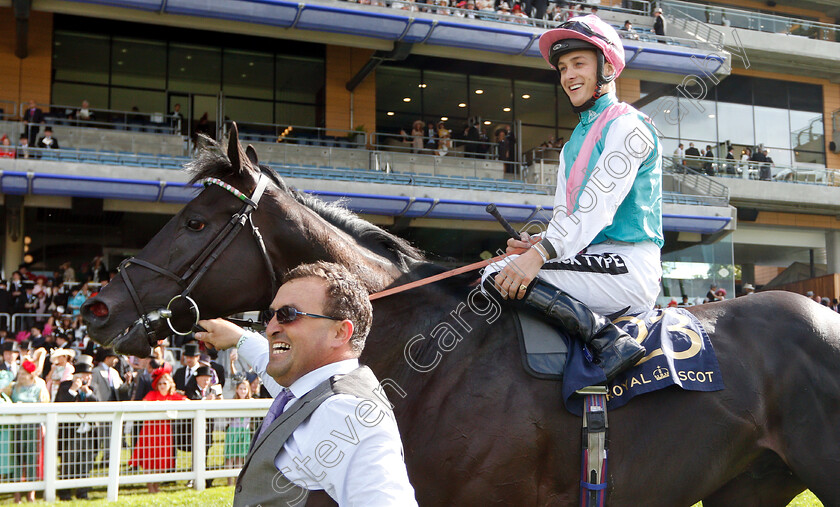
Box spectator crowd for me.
[0,258,269,501]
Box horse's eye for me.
[187,219,205,231]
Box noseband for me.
[117,173,277,348]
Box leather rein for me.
[116,173,277,348]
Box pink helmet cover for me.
[539,15,626,77]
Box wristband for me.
[533,242,549,263]
[236,334,249,349]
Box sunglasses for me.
[261,305,342,326]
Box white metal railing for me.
[664,154,838,186]
[0,400,271,501]
[662,0,839,42]
[11,313,59,333]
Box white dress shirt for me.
[237,332,417,506]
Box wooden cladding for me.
[325,45,376,141]
[0,8,53,112]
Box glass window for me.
[789,83,822,112]
[226,98,274,125]
[677,98,717,142]
[469,75,512,124]
[224,50,273,100]
[276,56,324,104]
[376,66,423,131]
[111,38,166,89]
[110,88,166,118]
[514,80,555,127]
[714,75,751,105]
[754,106,790,149]
[521,125,556,153]
[717,102,754,147]
[639,96,679,140]
[423,70,467,120]
[53,32,110,85]
[275,102,317,127]
[168,44,221,95]
[794,150,825,165]
[789,111,823,152]
[752,78,788,109]
[659,235,735,307]
[52,82,108,112]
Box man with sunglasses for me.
[195,261,416,506]
[484,15,662,382]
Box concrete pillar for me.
[4,196,24,278]
[827,230,840,275]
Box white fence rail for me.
[0,399,271,501]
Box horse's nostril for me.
[90,301,109,318]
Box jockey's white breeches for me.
[481,240,662,316]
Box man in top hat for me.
[174,342,201,391]
[55,357,99,500]
[1,341,21,377]
[185,364,220,401]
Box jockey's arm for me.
[539,114,655,262]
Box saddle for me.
[514,306,724,413]
[512,307,569,380]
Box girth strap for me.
[578,385,609,507]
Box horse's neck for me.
[264,195,406,292]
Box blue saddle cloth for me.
[557,307,725,415]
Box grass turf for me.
[0,487,824,505]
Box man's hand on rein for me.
[195,318,245,350]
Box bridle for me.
[116,173,277,348]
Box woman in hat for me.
[5,361,49,502]
[47,348,76,401]
[129,368,185,494]
[483,15,661,382]
[410,120,425,154]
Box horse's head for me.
[81,125,279,356]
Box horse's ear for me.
[226,122,249,176]
[245,145,259,167]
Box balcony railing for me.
[662,0,839,42]
[19,102,180,135]
[664,154,838,186]
[0,100,16,121]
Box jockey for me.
[483,15,662,381]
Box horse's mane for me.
[186,140,426,271]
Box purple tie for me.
[258,389,294,438]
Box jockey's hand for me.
[506,232,541,256]
[195,319,244,351]
[493,248,544,300]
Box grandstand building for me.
[1,0,839,304]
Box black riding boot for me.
[524,278,645,381]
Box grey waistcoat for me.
[233,365,389,507]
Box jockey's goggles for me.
[557,20,615,47]
[261,305,341,326]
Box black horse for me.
[82,129,840,506]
